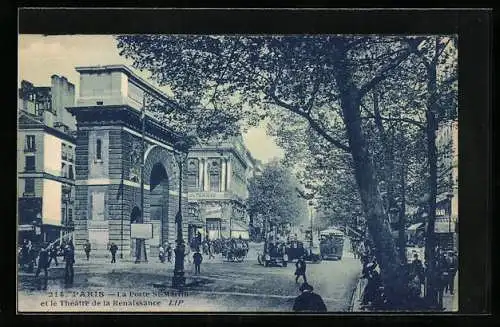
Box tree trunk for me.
[339,86,406,307]
[398,161,407,263]
[373,92,397,223]
[424,55,439,307]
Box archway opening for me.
[150,163,169,251]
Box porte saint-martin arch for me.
[67,65,191,259]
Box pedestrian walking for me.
[109,243,118,263]
[362,262,383,306]
[166,243,173,263]
[84,240,91,261]
[63,244,75,286]
[158,244,166,263]
[208,241,215,259]
[193,250,203,275]
[295,256,307,283]
[292,282,327,312]
[434,248,448,309]
[35,244,49,290]
[445,251,458,295]
[47,244,59,267]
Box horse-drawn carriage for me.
[257,241,288,267]
[222,239,248,262]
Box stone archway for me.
[149,162,169,252]
[143,145,181,253]
[130,206,141,257]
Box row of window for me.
[23,155,74,179]
[62,143,74,162]
[187,172,222,192]
[24,136,75,161]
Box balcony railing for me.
[23,146,36,153]
[187,191,232,201]
[24,166,36,172]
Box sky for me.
[18,34,285,164]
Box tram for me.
[319,228,345,260]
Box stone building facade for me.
[186,136,262,241]
[67,65,189,258]
[17,76,76,245]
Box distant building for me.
[186,135,261,241]
[435,119,458,250]
[17,76,77,245]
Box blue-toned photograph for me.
[17,34,458,313]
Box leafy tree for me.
[116,35,457,308]
[247,160,309,235]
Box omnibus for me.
[319,228,345,260]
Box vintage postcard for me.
[17,31,459,313]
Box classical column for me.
[203,158,209,191]
[198,159,203,190]
[226,158,232,191]
[220,158,226,192]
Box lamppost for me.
[63,191,70,246]
[296,187,316,248]
[172,141,189,288]
[308,201,314,248]
[33,213,43,245]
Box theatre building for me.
[67,65,190,258]
[17,76,77,245]
[186,137,260,241]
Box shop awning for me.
[19,224,34,232]
[407,223,424,231]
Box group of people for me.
[359,252,385,308]
[158,243,174,263]
[356,242,458,310]
[19,239,76,290]
[83,240,119,263]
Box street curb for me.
[348,276,362,312]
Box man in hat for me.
[35,243,50,290]
[292,282,327,312]
[295,256,307,283]
[47,243,59,267]
[84,240,91,261]
[193,249,203,275]
[445,251,458,295]
[63,243,75,285]
[109,242,118,263]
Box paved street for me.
[18,241,360,312]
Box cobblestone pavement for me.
[18,242,360,312]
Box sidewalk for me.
[349,273,459,312]
[349,275,366,312]
[442,272,458,311]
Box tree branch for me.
[360,101,425,130]
[268,89,350,152]
[305,71,322,114]
[358,49,413,98]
